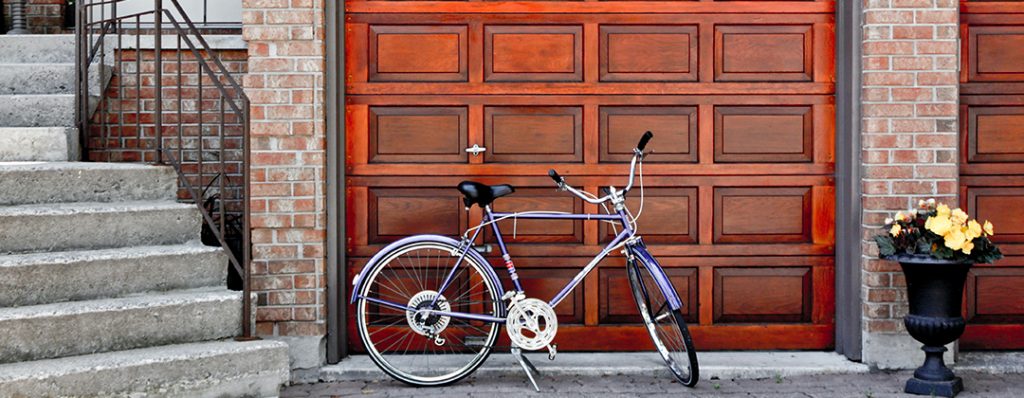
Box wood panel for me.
[600,106,698,163]
[965,106,1024,163]
[714,106,813,163]
[367,188,468,243]
[346,2,836,351]
[967,267,1024,323]
[715,25,813,82]
[484,106,583,163]
[713,267,812,323]
[961,3,1024,350]
[369,106,468,163]
[714,187,813,243]
[488,188,584,244]
[599,266,698,324]
[966,187,1024,243]
[485,25,583,82]
[504,264,585,324]
[599,187,698,244]
[600,25,698,82]
[369,25,468,82]
[968,25,1024,82]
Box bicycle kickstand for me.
[511,346,541,392]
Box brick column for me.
[860,0,960,368]
[242,0,327,370]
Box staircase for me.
[0,35,290,397]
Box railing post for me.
[241,99,253,339]
[7,0,29,34]
[153,0,163,164]
[75,0,87,158]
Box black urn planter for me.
[890,255,972,398]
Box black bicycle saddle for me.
[457,181,515,208]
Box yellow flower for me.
[962,240,975,255]
[944,228,966,251]
[890,224,902,237]
[926,215,953,236]
[894,211,906,222]
[937,203,951,217]
[984,220,995,236]
[950,208,969,226]
[966,220,983,240]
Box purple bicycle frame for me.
[353,205,683,325]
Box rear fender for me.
[349,234,505,305]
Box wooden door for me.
[344,1,837,351]
[960,1,1024,350]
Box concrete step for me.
[0,201,200,255]
[0,35,76,63]
[0,340,289,398]
[0,243,227,308]
[0,94,75,127]
[0,162,178,205]
[0,288,243,364]
[0,63,75,95]
[0,127,78,161]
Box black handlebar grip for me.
[548,169,564,184]
[637,131,654,151]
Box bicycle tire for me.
[355,239,503,386]
[627,256,700,387]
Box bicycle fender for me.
[349,234,505,304]
[629,243,684,310]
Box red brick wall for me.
[89,49,248,162]
[241,0,327,338]
[860,0,960,366]
[88,48,249,213]
[3,0,66,34]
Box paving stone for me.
[284,371,1024,397]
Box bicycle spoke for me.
[357,242,500,386]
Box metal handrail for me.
[75,0,253,338]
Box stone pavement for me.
[282,371,1024,397]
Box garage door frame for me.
[325,0,863,364]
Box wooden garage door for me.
[960,1,1024,350]
[344,1,836,351]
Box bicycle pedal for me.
[547,344,557,361]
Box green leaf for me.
[874,235,896,257]
[915,238,931,255]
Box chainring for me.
[505,298,558,351]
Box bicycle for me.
[350,132,699,390]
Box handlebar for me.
[548,169,564,185]
[637,131,653,152]
[548,131,651,205]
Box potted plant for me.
[874,199,1002,398]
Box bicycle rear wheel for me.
[355,240,502,386]
[627,256,699,387]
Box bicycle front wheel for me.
[355,240,502,386]
[627,256,699,387]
